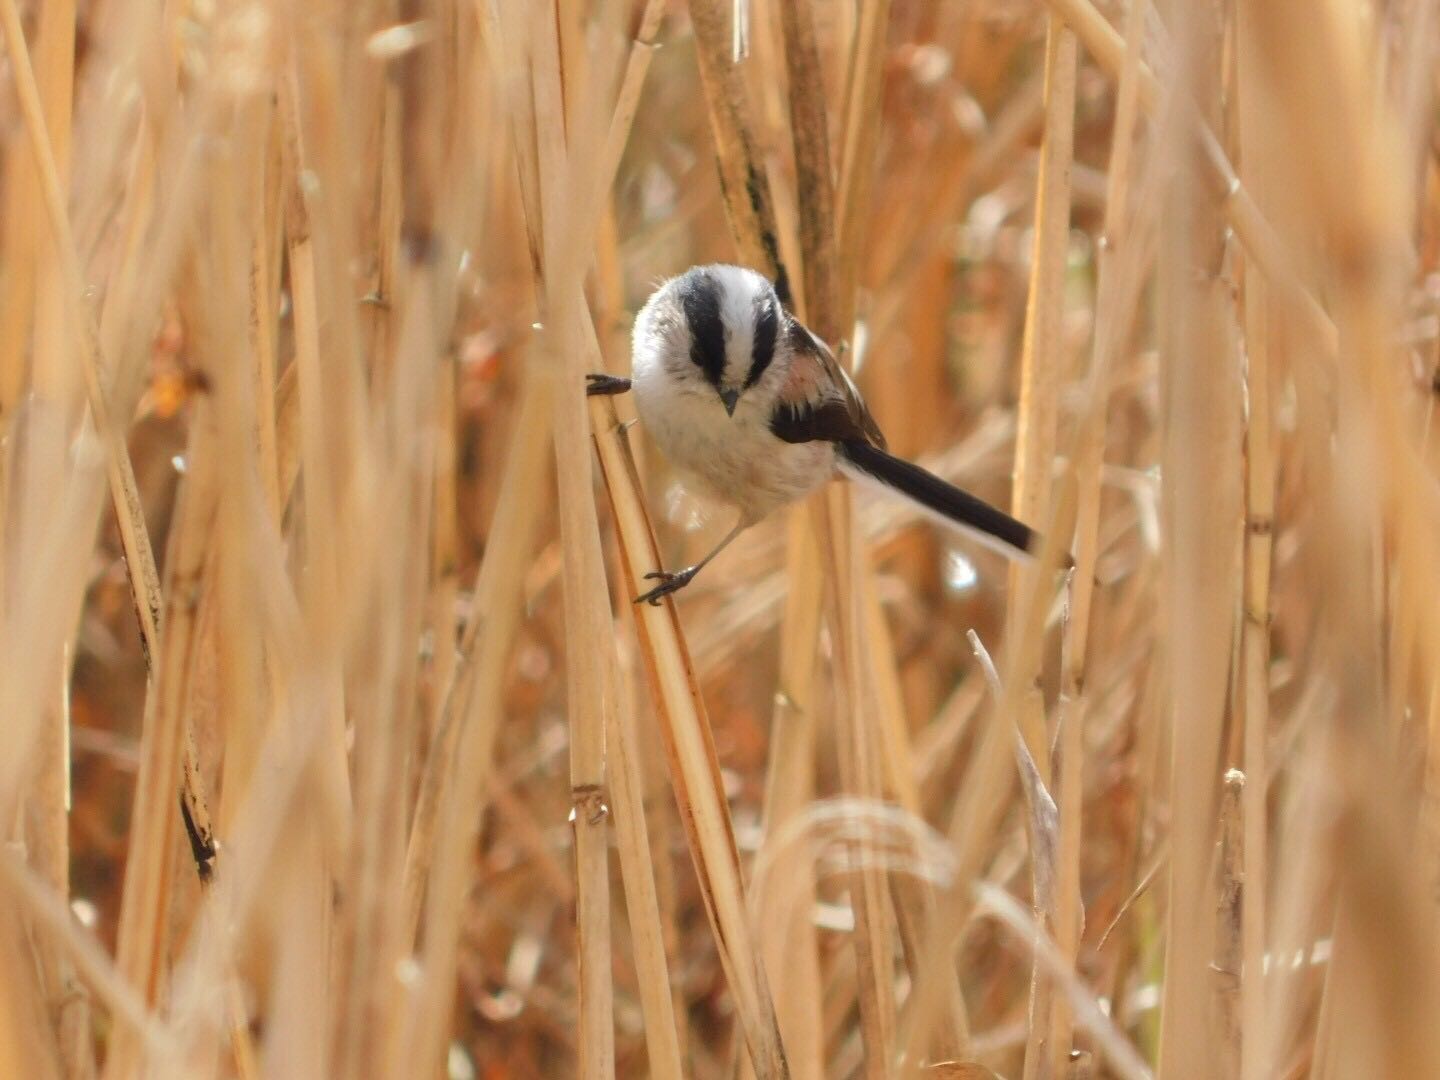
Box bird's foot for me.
[585,373,632,396]
[635,565,699,606]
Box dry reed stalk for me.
[330,32,470,1060]
[107,404,219,1080]
[168,131,289,1080]
[1047,0,1149,1069]
[403,376,553,1077]
[899,509,1074,1077]
[1153,5,1243,1074]
[861,570,971,1061]
[216,97,284,842]
[684,3,836,1075]
[0,4,259,1076]
[526,5,622,1074]
[1010,16,1075,777]
[827,489,900,1080]
[832,0,889,339]
[974,885,1152,1080]
[1231,12,1277,1075]
[775,1,903,1072]
[686,0,790,291]
[0,446,100,901]
[588,391,790,1078]
[424,340,461,741]
[17,2,1440,1075]
[755,517,826,1080]
[394,21,535,956]
[0,888,62,1079]
[1213,769,1245,1075]
[400,17,665,1071]
[22,18,85,1071]
[604,648,686,1079]
[0,851,175,1065]
[869,69,1047,337]
[1005,16,1076,1079]
[775,0,834,334]
[1239,2,1440,1075]
[27,0,75,407]
[0,0,225,927]
[250,100,285,519]
[1038,0,1336,360]
[277,53,355,863]
[0,0,163,673]
[0,123,36,426]
[595,0,667,229]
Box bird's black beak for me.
[719,388,740,416]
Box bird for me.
[587,263,1044,605]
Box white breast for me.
[631,365,835,525]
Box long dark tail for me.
[838,440,1038,559]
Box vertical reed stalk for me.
[1154,4,1243,1074]
[1011,17,1077,1080]
[589,390,790,1078]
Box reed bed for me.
[2,0,1439,1077]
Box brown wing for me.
[769,319,887,450]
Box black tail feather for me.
[838,440,1038,558]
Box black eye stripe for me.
[745,295,779,388]
[677,271,726,386]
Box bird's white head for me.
[631,264,785,417]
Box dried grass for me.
[2,0,1439,1077]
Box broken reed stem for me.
[588,391,790,1079]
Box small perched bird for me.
[588,263,1043,605]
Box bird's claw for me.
[635,566,698,606]
[585,373,632,396]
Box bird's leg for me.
[636,521,747,606]
[585,373,632,396]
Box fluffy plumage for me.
[625,264,1040,602]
